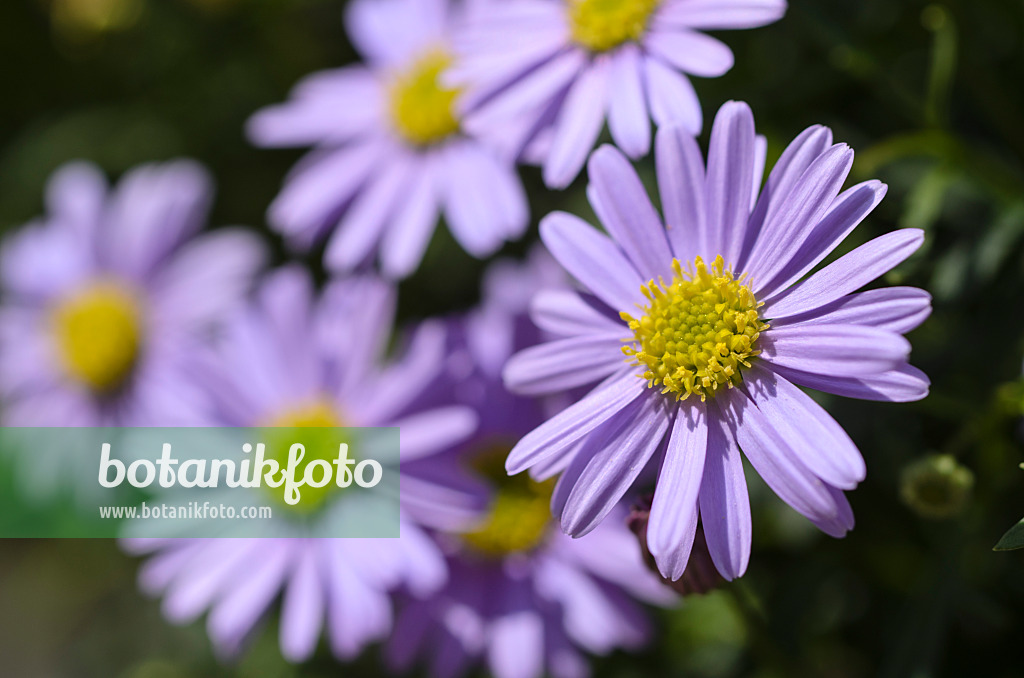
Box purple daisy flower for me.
[451,0,786,188]
[248,0,529,279]
[502,101,932,582]
[0,160,265,427]
[125,268,486,661]
[387,253,674,678]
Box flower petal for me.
[503,334,625,396]
[607,44,651,158]
[488,609,545,678]
[380,165,439,279]
[656,124,707,262]
[561,392,672,536]
[544,57,610,189]
[247,67,382,147]
[531,290,624,337]
[540,211,644,311]
[105,161,213,280]
[645,28,734,78]
[739,125,833,268]
[643,56,702,133]
[345,0,445,66]
[744,144,854,287]
[763,229,925,318]
[505,370,646,474]
[655,0,787,30]
[588,145,672,280]
[280,546,326,662]
[151,228,266,332]
[770,363,930,403]
[810,485,855,538]
[704,101,756,264]
[207,543,293,656]
[745,364,866,489]
[721,389,837,522]
[462,47,586,132]
[46,161,106,241]
[648,404,707,580]
[325,155,414,272]
[761,324,910,378]
[392,406,478,462]
[268,143,385,247]
[772,287,932,334]
[757,180,888,298]
[442,143,512,258]
[699,408,751,580]
[324,544,392,658]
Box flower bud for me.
[900,454,974,519]
[628,494,724,595]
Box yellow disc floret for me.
[569,0,662,53]
[461,444,555,557]
[388,49,461,147]
[462,476,555,557]
[51,280,142,393]
[264,400,348,514]
[622,256,768,402]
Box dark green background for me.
[2,0,1024,676]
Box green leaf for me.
[994,518,1024,551]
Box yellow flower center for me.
[51,280,142,393]
[264,400,349,514]
[569,0,662,52]
[461,444,555,557]
[388,49,461,147]
[622,256,768,402]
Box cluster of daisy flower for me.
[0,0,935,674]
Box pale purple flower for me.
[503,101,932,582]
[125,268,487,661]
[388,521,673,678]
[248,0,529,279]
[0,160,265,427]
[452,0,786,188]
[387,253,674,678]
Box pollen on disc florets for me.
[51,280,142,393]
[388,49,461,147]
[264,400,350,514]
[461,443,555,557]
[569,0,662,53]
[622,255,768,402]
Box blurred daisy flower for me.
[248,0,529,280]
[0,160,264,428]
[452,0,786,188]
[387,253,674,678]
[503,101,931,581]
[124,268,487,661]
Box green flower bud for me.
[900,454,974,519]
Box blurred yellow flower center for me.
[569,0,662,52]
[622,256,768,402]
[462,445,555,557]
[264,400,348,514]
[388,50,461,147]
[51,280,142,393]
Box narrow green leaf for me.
[994,518,1024,551]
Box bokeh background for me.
[2,0,1024,676]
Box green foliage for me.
[994,518,1024,551]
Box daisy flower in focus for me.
[124,268,486,661]
[503,101,932,581]
[248,0,529,279]
[0,160,264,428]
[387,253,674,678]
[452,0,786,188]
